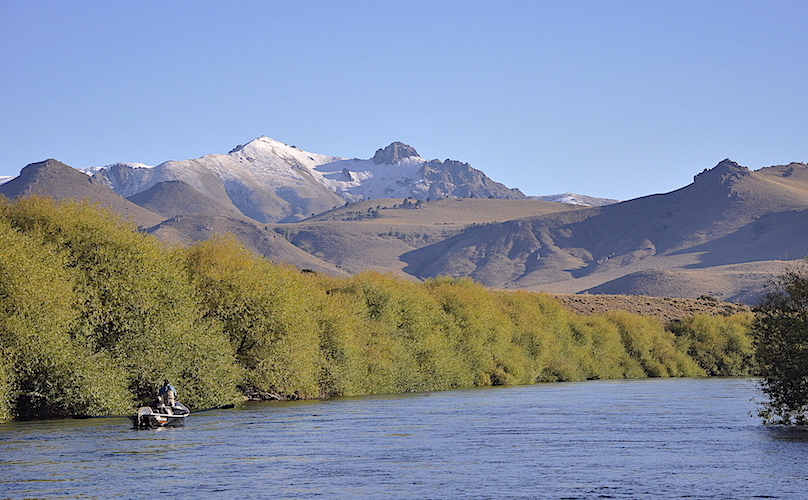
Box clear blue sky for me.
[1,1,806,200]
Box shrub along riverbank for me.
[0,197,755,421]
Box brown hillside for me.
[149,214,348,276]
[276,198,582,277]
[401,160,808,303]
[306,197,582,225]
[127,180,249,220]
[0,159,165,228]
[551,294,751,323]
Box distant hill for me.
[400,160,808,303]
[551,293,751,323]
[5,147,808,304]
[126,180,248,220]
[147,213,348,276]
[0,159,164,228]
[530,193,621,207]
[273,198,581,277]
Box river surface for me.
[1,378,807,499]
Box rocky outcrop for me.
[420,159,526,200]
[693,159,751,197]
[372,142,421,165]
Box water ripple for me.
[1,378,806,499]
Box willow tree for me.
[0,217,131,419]
[0,196,241,410]
[185,235,321,398]
[753,262,808,425]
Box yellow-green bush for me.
[606,311,704,377]
[309,284,377,396]
[669,313,755,376]
[324,272,468,394]
[0,216,131,419]
[0,196,758,421]
[568,315,646,380]
[186,235,321,398]
[0,197,241,414]
[427,279,522,386]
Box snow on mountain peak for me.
[80,136,526,222]
[530,193,621,207]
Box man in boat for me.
[156,379,177,414]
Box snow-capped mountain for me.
[83,137,524,223]
[530,193,621,207]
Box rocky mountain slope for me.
[83,137,525,223]
[4,144,807,304]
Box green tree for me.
[668,313,754,376]
[0,196,241,410]
[186,235,321,398]
[605,311,703,378]
[0,217,131,420]
[752,262,808,424]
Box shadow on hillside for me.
[674,209,808,269]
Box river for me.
[1,378,806,499]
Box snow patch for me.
[530,193,620,207]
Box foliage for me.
[185,235,320,398]
[0,216,131,419]
[668,313,755,376]
[319,272,468,394]
[604,311,704,378]
[752,262,808,425]
[0,196,241,418]
[0,196,759,422]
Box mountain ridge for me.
[82,137,527,223]
[3,142,807,304]
[0,159,165,228]
[400,159,808,303]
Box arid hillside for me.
[551,293,751,323]
[401,160,808,303]
[275,198,582,276]
[0,159,165,228]
[3,157,807,304]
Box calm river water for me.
[1,378,807,499]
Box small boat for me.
[130,402,190,429]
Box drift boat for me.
[130,403,190,429]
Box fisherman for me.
[156,379,177,414]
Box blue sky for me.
[1,1,805,200]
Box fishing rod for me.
[71,403,237,419]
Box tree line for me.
[0,196,757,421]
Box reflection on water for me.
[1,378,806,499]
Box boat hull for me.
[130,405,189,429]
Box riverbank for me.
[0,196,757,421]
